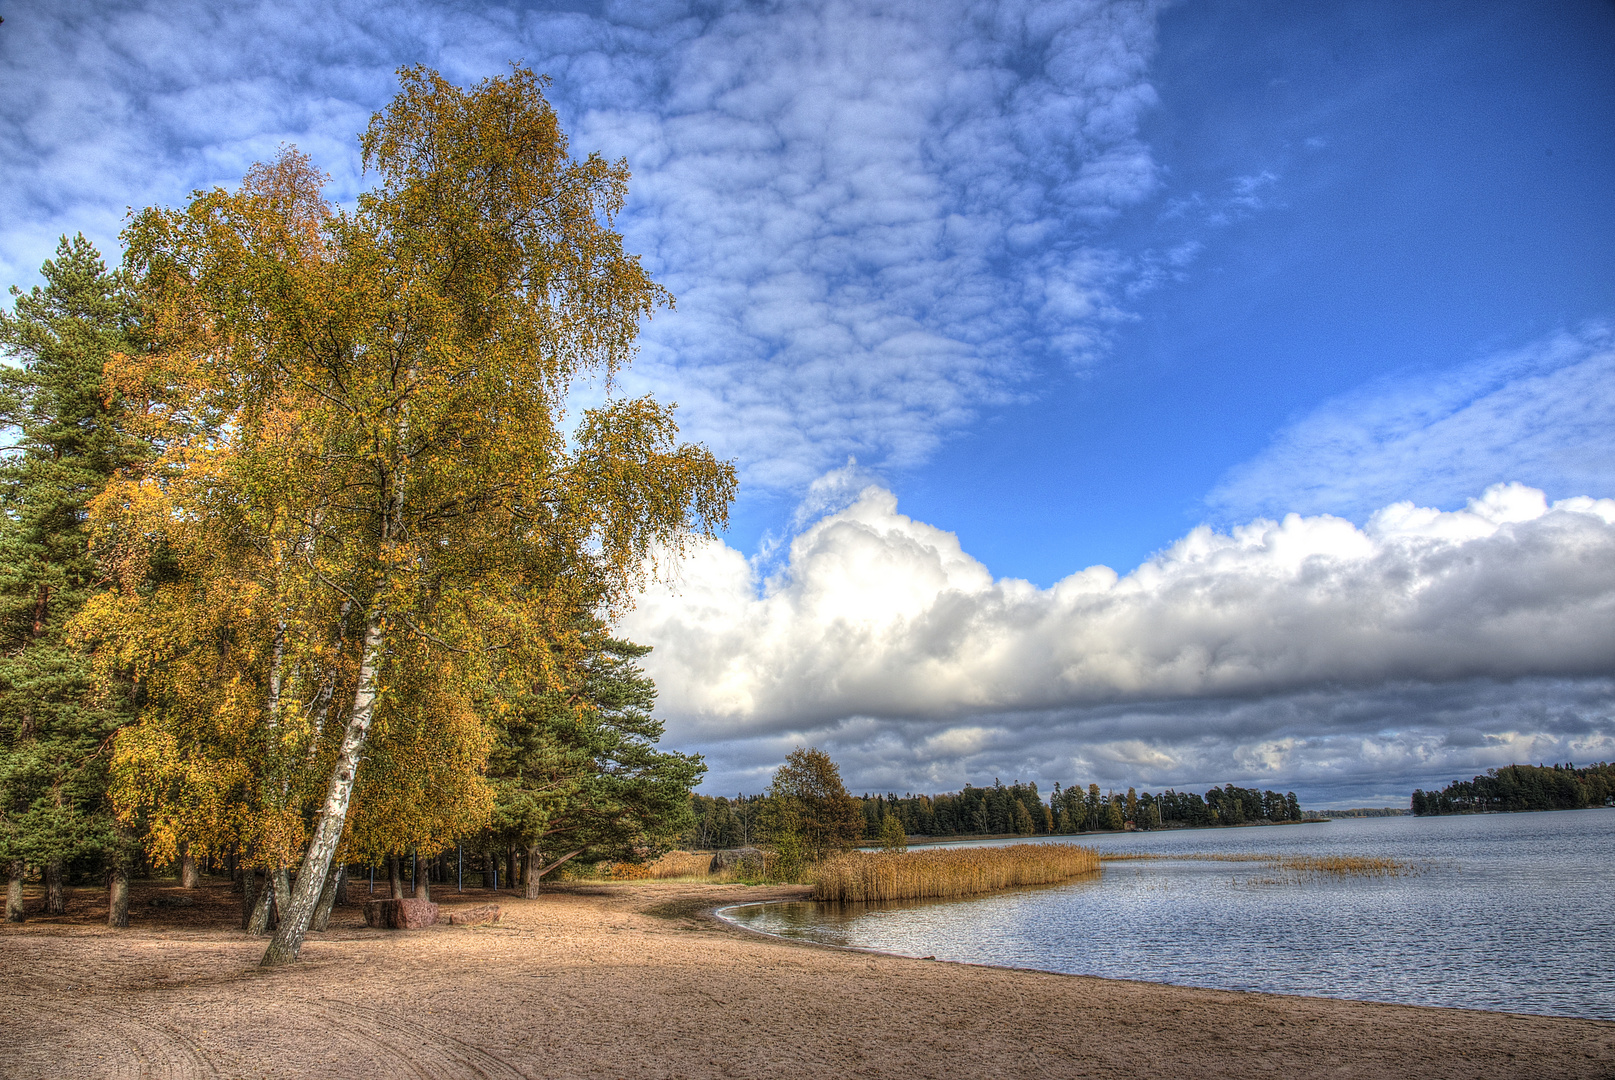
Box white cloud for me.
[1207,326,1615,523]
[623,481,1615,798]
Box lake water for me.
[722,810,1615,1019]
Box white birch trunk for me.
[263,363,414,967]
[246,871,274,935]
[260,609,386,965]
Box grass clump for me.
[812,843,1100,903]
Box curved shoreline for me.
[3,879,1611,1079]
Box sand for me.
[1,877,1611,1079]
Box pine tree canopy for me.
[0,235,143,870]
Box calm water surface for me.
[723,811,1615,1019]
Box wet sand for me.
[1,878,1611,1079]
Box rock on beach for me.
[364,898,438,929]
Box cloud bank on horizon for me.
[623,480,1615,798]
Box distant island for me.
[1412,762,1614,815]
[1311,808,1408,818]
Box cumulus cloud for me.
[622,482,1615,800]
[1207,326,1615,523]
[1,0,1165,489]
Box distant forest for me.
[1412,762,1615,815]
[684,780,1303,848]
[1313,808,1408,818]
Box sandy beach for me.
[1,878,1611,1079]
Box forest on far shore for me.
[1412,762,1614,815]
[685,780,1303,849]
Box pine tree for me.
[1105,794,1125,831]
[0,236,143,923]
[484,623,704,897]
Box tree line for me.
[1312,808,1407,818]
[686,777,1305,848]
[1412,762,1614,815]
[0,67,732,963]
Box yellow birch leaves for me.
[79,66,735,874]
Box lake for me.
[721,809,1615,1019]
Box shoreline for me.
[3,879,1611,1079]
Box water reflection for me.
[725,810,1615,1020]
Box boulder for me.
[447,903,501,927]
[709,846,765,874]
[363,898,438,929]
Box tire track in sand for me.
[5,997,221,1080]
[304,999,529,1080]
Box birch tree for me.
[85,66,734,965]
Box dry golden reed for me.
[812,844,1100,903]
[1271,855,1413,877]
[1099,851,1416,877]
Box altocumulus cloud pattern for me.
[0,0,1165,491]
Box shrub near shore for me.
[812,844,1100,903]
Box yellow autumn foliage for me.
[76,66,736,954]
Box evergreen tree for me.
[1061,785,1087,832]
[0,236,143,922]
[486,623,703,897]
[1105,794,1125,831]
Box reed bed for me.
[812,844,1100,903]
[1100,851,1417,877]
[1270,855,1414,877]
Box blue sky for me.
[898,0,1615,580]
[3,0,1614,805]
